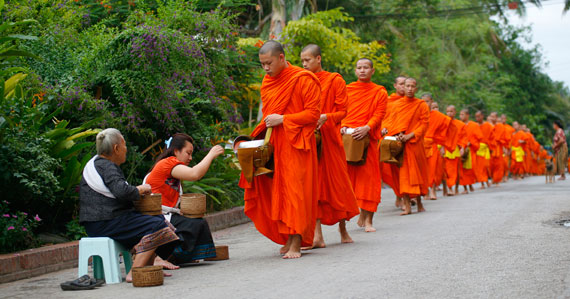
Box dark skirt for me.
[169,214,216,264]
[83,211,179,259]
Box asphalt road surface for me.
[2,175,570,299]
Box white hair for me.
[96,128,123,156]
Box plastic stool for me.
[77,237,132,284]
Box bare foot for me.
[395,197,402,208]
[480,183,486,189]
[469,185,475,192]
[280,237,292,255]
[282,235,302,259]
[126,273,133,283]
[400,198,412,215]
[357,213,365,227]
[154,256,179,270]
[461,190,468,194]
[364,226,376,232]
[163,272,172,277]
[312,240,326,249]
[400,210,412,216]
[339,221,353,243]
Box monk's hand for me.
[137,184,151,195]
[208,145,224,158]
[440,146,445,157]
[459,147,465,156]
[265,114,284,127]
[381,128,388,136]
[316,114,327,130]
[340,127,348,135]
[397,132,414,143]
[352,125,370,140]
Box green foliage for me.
[65,217,87,241]
[0,200,42,253]
[281,7,390,80]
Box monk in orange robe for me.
[510,121,527,180]
[299,44,359,248]
[443,105,467,196]
[475,111,494,189]
[238,41,320,259]
[341,58,387,232]
[458,109,482,194]
[430,102,448,191]
[489,112,506,184]
[421,94,454,200]
[501,114,515,181]
[381,78,430,215]
[381,76,406,208]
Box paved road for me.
[2,176,570,299]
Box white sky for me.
[504,2,570,88]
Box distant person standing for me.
[553,120,567,180]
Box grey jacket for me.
[79,156,139,222]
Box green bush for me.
[0,200,42,253]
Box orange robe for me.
[342,81,387,212]
[384,97,430,197]
[510,130,527,175]
[239,63,320,247]
[490,122,506,183]
[444,120,467,188]
[475,121,494,183]
[424,110,454,187]
[315,71,359,225]
[503,124,515,177]
[459,121,483,186]
[380,93,402,196]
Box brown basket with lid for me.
[180,193,206,218]
[132,265,163,287]
[204,245,229,261]
[133,194,162,215]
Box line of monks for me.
[236,41,555,259]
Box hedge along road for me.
[1,175,570,298]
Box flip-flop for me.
[60,275,104,291]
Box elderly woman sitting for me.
[79,128,179,282]
[146,133,224,266]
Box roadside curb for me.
[0,207,250,284]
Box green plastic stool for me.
[77,237,132,284]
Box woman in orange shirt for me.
[146,133,224,265]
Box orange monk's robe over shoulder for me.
[459,121,483,186]
[239,63,320,247]
[475,121,494,183]
[445,120,467,188]
[385,97,430,197]
[510,130,527,175]
[424,110,453,187]
[380,96,402,196]
[315,71,359,225]
[503,124,515,176]
[341,81,387,212]
[490,123,506,183]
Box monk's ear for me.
[317,55,322,64]
[279,53,285,62]
[371,68,375,76]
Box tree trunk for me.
[269,0,286,40]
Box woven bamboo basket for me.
[132,265,163,287]
[180,193,206,218]
[133,194,162,215]
[205,245,229,261]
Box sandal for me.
[60,275,104,291]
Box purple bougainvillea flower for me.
[22,227,27,231]
[34,215,42,222]
[7,226,14,231]
[2,214,9,217]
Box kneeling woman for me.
[80,128,179,282]
[146,133,224,264]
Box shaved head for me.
[259,40,285,57]
[395,76,407,83]
[356,58,373,68]
[404,77,417,98]
[446,105,456,118]
[459,109,469,122]
[475,110,484,124]
[431,101,439,111]
[301,44,321,57]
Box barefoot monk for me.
[381,78,430,215]
[238,41,320,259]
[341,58,387,232]
[300,44,359,248]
